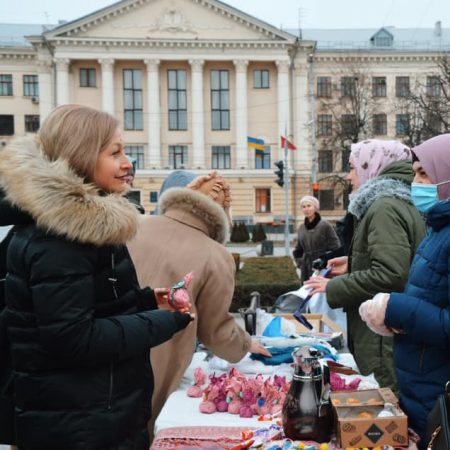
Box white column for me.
[294,63,311,169]
[189,59,205,169]
[276,60,290,161]
[36,60,54,121]
[144,59,161,168]
[234,59,249,169]
[98,58,115,115]
[55,58,70,106]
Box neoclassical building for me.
[1,0,449,224]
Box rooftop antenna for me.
[298,6,304,40]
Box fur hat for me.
[300,195,320,211]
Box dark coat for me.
[385,200,450,448]
[327,161,426,390]
[293,213,341,282]
[0,137,192,450]
[0,192,31,445]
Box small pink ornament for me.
[169,272,193,309]
[187,385,202,397]
[199,400,216,414]
[216,400,229,412]
[228,400,242,414]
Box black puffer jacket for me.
[0,137,192,450]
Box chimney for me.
[435,21,442,37]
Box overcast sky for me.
[2,0,449,29]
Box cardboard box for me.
[330,388,408,448]
[275,313,345,349]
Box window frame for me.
[24,115,40,133]
[341,76,357,97]
[373,113,388,135]
[427,76,441,97]
[211,145,231,169]
[253,69,270,89]
[0,115,14,135]
[254,145,271,169]
[79,68,97,88]
[167,69,187,131]
[123,69,143,131]
[255,188,271,213]
[395,76,410,97]
[125,145,145,169]
[317,114,332,136]
[395,114,410,136]
[318,150,333,173]
[372,76,387,97]
[317,76,332,98]
[0,75,13,96]
[210,70,230,131]
[169,145,188,169]
[23,75,39,97]
[318,189,335,210]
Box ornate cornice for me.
[0,51,36,61]
[314,53,445,64]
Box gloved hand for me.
[359,293,393,337]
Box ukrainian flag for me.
[247,136,265,155]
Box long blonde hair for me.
[39,104,119,180]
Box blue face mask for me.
[411,183,438,213]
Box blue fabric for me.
[250,346,297,365]
[384,200,450,448]
[262,316,282,337]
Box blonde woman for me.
[0,105,193,450]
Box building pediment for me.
[43,0,295,43]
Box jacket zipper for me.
[107,251,118,410]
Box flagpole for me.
[283,127,290,257]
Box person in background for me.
[124,155,145,214]
[128,170,271,440]
[293,195,341,283]
[305,139,425,392]
[0,105,193,450]
[359,134,450,450]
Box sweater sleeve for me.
[196,251,251,363]
[27,239,191,365]
[327,203,414,309]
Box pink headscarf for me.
[413,134,450,200]
[350,139,412,187]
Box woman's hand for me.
[154,287,192,313]
[327,256,348,277]
[303,276,330,296]
[359,293,394,336]
[249,340,272,357]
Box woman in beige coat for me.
[127,170,269,438]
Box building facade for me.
[1,0,449,224]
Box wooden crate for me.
[274,313,344,334]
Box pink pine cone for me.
[187,386,203,398]
[199,401,216,414]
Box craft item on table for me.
[250,346,297,366]
[191,368,290,417]
[168,271,193,309]
[257,309,298,337]
[187,367,206,397]
[329,372,361,391]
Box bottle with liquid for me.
[282,346,333,442]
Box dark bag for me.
[427,382,450,450]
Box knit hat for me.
[300,195,320,211]
[413,134,450,200]
[350,139,411,187]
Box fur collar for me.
[304,212,321,230]
[158,187,229,244]
[348,177,413,220]
[0,136,139,246]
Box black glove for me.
[173,311,194,330]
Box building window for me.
[169,145,188,169]
[0,115,14,135]
[319,189,334,210]
[255,188,271,213]
[396,114,410,136]
[341,114,357,135]
[149,192,158,203]
[317,76,332,97]
[79,68,96,87]
[254,70,269,89]
[255,146,271,169]
[23,75,38,97]
[168,69,187,131]
[318,150,333,173]
[125,145,145,169]
[427,76,441,97]
[342,148,351,172]
[374,36,392,47]
[211,146,231,169]
[396,76,410,97]
[211,70,230,130]
[341,77,357,97]
[123,69,143,130]
[24,115,39,133]
[372,77,386,97]
[427,110,442,135]
[373,113,387,135]
[318,114,332,136]
[0,75,13,96]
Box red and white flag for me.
[280,136,297,150]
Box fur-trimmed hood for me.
[0,136,139,246]
[158,187,229,244]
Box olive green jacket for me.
[327,161,426,389]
